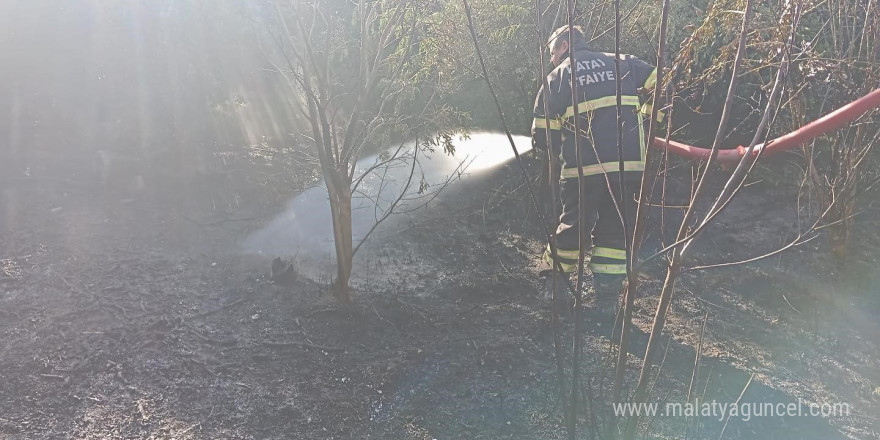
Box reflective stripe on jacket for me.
[532,43,657,179]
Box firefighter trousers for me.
[542,172,640,309]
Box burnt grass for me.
[1,155,879,439]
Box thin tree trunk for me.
[830,178,856,259]
[622,2,754,438]
[326,167,354,303]
[613,0,671,413]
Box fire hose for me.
[653,87,880,162]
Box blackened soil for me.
[1,156,878,439]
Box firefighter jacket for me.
[532,42,658,180]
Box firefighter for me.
[532,25,658,317]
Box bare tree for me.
[794,0,880,258]
[266,0,458,303]
[611,1,875,437]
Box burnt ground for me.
[1,152,879,439]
